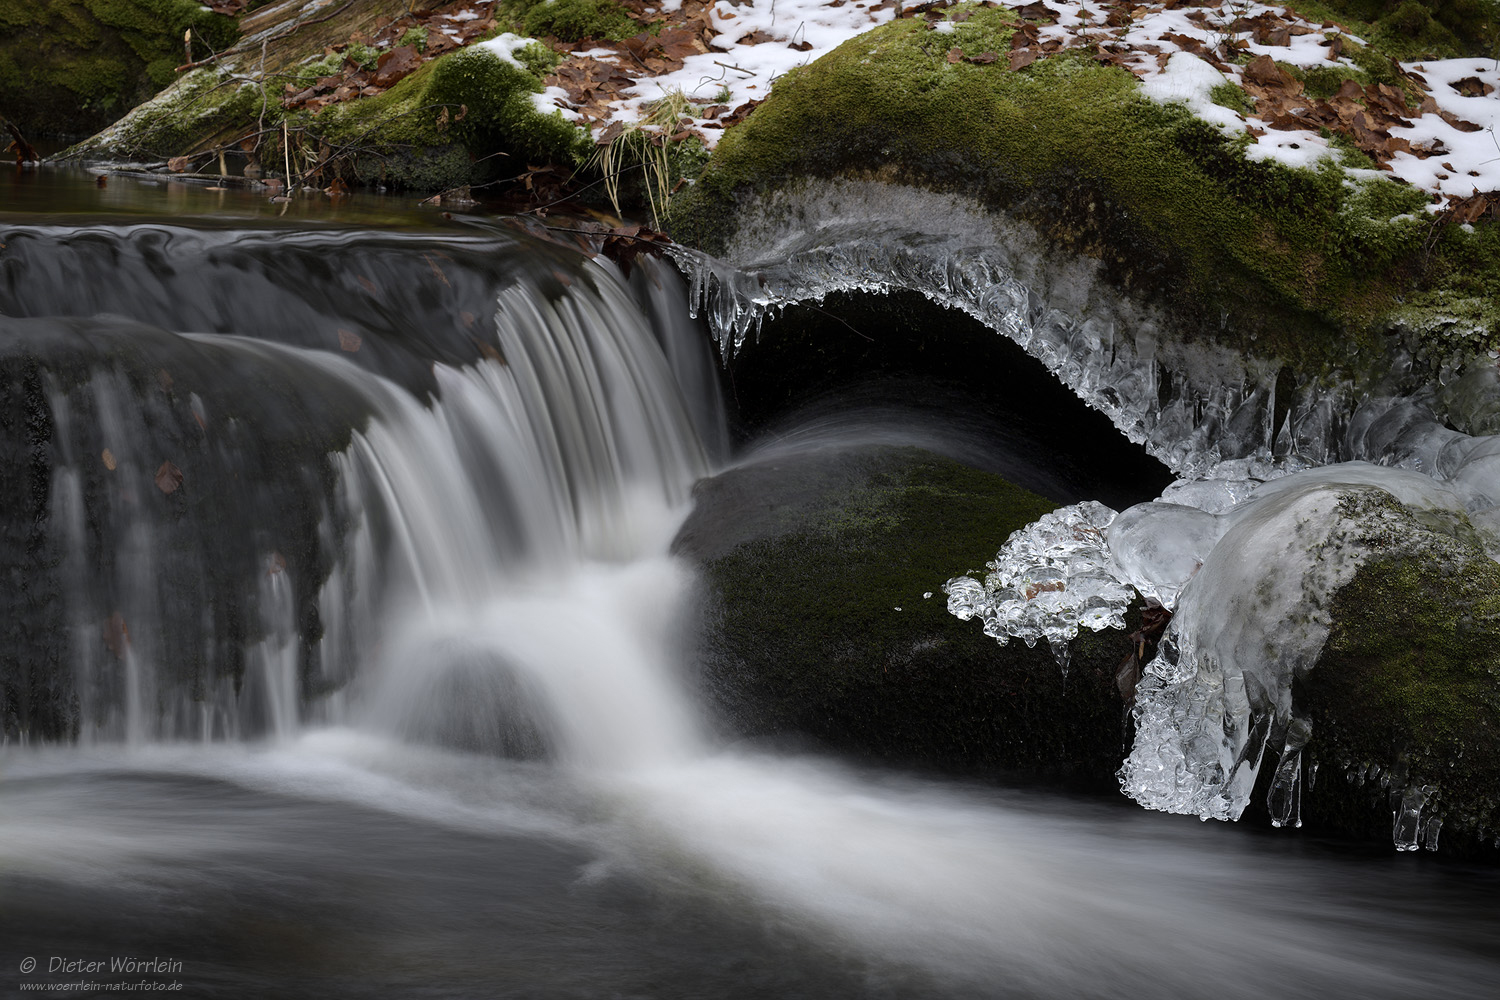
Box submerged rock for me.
[674,444,1145,783]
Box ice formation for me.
[944,452,1490,838]
[944,502,1132,667]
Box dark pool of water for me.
[2,161,463,229]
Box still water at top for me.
[1,169,1497,998]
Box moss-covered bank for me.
[55,0,590,190]
[669,4,1499,377]
[675,445,1144,782]
[0,0,238,139]
[64,37,589,190]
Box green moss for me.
[295,52,347,87]
[343,42,381,71]
[512,40,562,77]
[1284,0,1498,58]
[1325,131,1377,170]
[1210,81,1253,114]
[672,7,1475,372]
[0,0,238,137]
[1301,63,1369,99]
[303,43,591,189]
[683,446,1137,779]
[1346,39,1404,86]
[399,26,429,53]
[1301,550,1500,854]
[1391,220,1500,352]
[509,0,638,43]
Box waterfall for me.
[0,227,716,752]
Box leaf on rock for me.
[372,45,422,88]
[101,449,117,471]
[338,328,362,352]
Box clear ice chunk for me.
[1393,784,1437,852]
[1119,466,1480,826]
[1105,501,1227,609]
[943,502,1133,666]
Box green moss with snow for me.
[63,37,590,191]
[61,66,265,162]
[301,39,590,189]
[670,4,1498,373]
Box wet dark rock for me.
[675,443,1144,784]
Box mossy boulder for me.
[56,0,589,190]
[304,40,590,190]
[62,65,268,164]
[0,0,238,139]
[63,33,590,190]
[674,444,1143,782]
[669,4,1498,381]
[1297,541,1500,858]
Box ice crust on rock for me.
[1119,466,1479,823]
[1104,501,1226,610]
[675,179,1500,494]
[943,502,1133,665]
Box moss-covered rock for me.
[674,444,1143,782]
[1298,544,1500,858]
[63,33,590,190]
[668,4,1498,380]
[0,0,238,139]
[269,40,589,190]
[62,65,267,163]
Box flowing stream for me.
[2,177,1499,998]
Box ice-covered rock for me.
[1105,502,1227,609]
[1118,465,1482,822]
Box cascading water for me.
[4,206,1500,998]
[1,225,719,750]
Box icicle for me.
[1266,717,1312,829]
[1393,784,1437,851]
